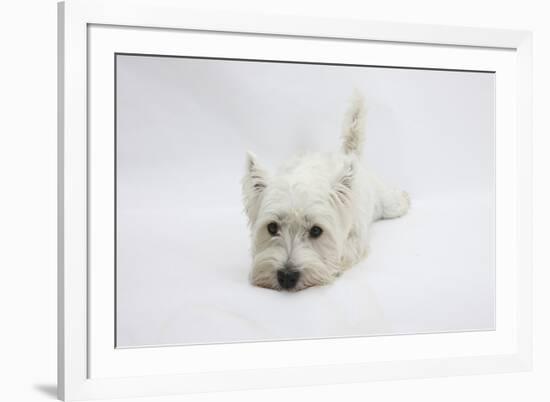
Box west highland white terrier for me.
[242,93,410,291]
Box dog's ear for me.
[242,151,268,225]
[331,159,356,205]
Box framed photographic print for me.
[58,0,533,400]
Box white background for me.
[0,0,548,401]
[116,55,495,347]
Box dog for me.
[242,92,410,291]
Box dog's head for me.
[242,152,357,291]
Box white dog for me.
[242,93,409,291]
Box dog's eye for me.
[267,222,279,236]
[309,226,323,238]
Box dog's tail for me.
[341,91,366,157]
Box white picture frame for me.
[58,0,533,400]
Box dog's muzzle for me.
[277,269,300,290]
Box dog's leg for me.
[380,188,410,219]
[341,225,369,269]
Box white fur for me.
[242,93,410,291]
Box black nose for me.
[277,269,300,290]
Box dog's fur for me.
[242,93,409,291]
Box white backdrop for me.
[116,55,495,347]
[2,0,549,401]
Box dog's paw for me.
[382,189,410,219]
[402,191,411,209]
